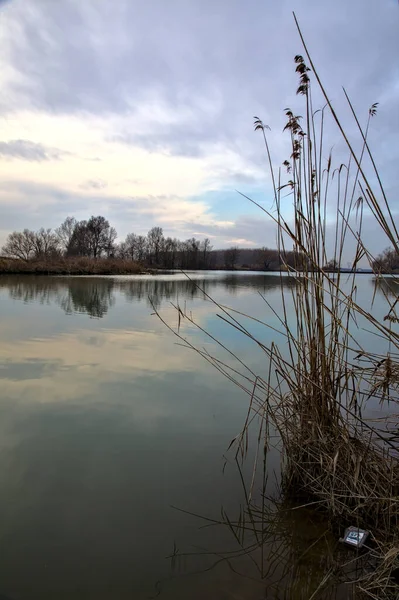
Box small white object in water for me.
[340,526,369,549]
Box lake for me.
[0,272,391,599]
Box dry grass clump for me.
[0,256,146,275]
[358,543,399,599]
[282,429,399,528]
[155,14,399,599]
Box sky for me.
[0,0,398,255]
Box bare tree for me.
[124,233,138,261]
[200,238,213,268]
[86,216,115,258]
[224,247,240,270]
[32,228,60,259]
[323,258,340,272]
[372,247,399,273]
[2,229,36,260]
[67,220,90,256]
[103,226,117,257]
[257,247,281,271]
[66,216,117,258]
[116,241,128,259]
[147,227,164,265]
[162,237,178,268]
[56,217,77,253]
[135,235,147,262]
[186,237,200,269]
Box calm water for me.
[0,272,390,599]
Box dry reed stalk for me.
[154,14,399,599]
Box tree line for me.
[1,214,316,271]
[1,216,215,269]
[2,216,116,262]
[372,248,399,273]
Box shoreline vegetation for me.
[0,252,395,276]
[1,215,397,277]
[0,259,383,276]
[153,18,399,600]
[0,255,390,276]
[0,256,147,276]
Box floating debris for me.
[340,526,369,549]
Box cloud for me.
[0,322,214,404]
[109,101,226,159]
[0,180,228,245]
[180,215,278,248]
[0,139,70,161]
[80,178,107,190]
[0,176,274,249]
[0,0,397,254]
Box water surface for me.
[0,272,390,599]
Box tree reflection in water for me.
[0,274,297,318]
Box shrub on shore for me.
[0,256,146,275]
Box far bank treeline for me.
[0,215,295,273]
[0,215,396,274]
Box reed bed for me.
[154,15,399,598]
[0,256,145,275]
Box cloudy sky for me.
[0,0,397,254]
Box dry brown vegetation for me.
[0,256,146,275]
[154,15,399,599]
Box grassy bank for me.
[0,256,147,275]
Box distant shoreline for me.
[0,257,386,276]
[0,257,148,276]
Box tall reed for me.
[154,15,399,598]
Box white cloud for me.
[0,0,397,251]
[0,139,69,161]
